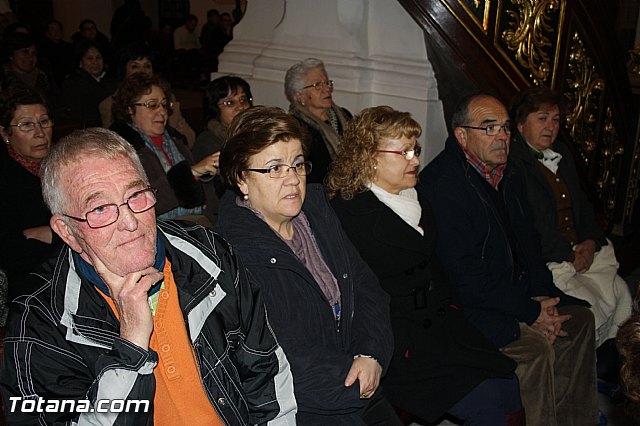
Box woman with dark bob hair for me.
[192,75,252,164]
[110,73,219,224]
[214,106,400,425]
[0,87,61,301]
[326,106,524,425]
[60,40,118,127]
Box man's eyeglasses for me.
[63,188,157,229]
[132,98,173,110]
[376,145,422,160]
[218,97,252,108]
[301,80,334,91]
[7,118,54,132]
[460,123,512,136]
[247,161,313,178]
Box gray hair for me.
[41,128,148,214]
[284,57,327,104]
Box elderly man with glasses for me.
[420,93,598,426]
[0,128,296,425]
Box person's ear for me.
[517,122,524,134]
[454,127,467,148]
[237,175,249,199]
[294,91,305,105]
[50,214,84,254]
[0,126,9,144]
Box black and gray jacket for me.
[0,220,297,425]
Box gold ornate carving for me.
[564,32,604,164]
[459,0,491,31]
[502,0,559,85]
[597,107,623,214]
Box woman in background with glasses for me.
[192,75,252,169]
[327,106,524,426]
[0,88,61,301]
[110,73,219,224]
[215,106,400,425]
[285,58,351,184]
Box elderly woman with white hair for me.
[285,58,351,183]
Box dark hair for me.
[186,14,198,23]
[207,9,220,19]
[450,91,501,130]
[112,73,172,122]
[2,22,30,39]
[0,87,48,130]
[2,32,36,61]
[114,43,155,80]
[79,19,97,32]
[510,86,566,125]
[74,39,104,64]
[203,76,252,122]
[45,19,63,33]
[219,106,307,194]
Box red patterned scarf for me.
[7,143,41,176]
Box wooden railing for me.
[398,0,636,227]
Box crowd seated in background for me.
[509,86,631,385]
[327,105,524,425]
[70,18,113,67]
[100,43,195,147]
[59,40,118,127]
[36,19,74,89]
[285,57,351,184]
[421,93,598,426]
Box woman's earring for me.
[243,194,249,201]
[373,165,377,170]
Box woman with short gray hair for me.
[285,58,351,183]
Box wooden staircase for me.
[398,0,637,229]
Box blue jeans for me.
[448,375,522,426]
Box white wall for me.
[216,0,447,167]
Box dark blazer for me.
[110,121,205,219]
[509,134,605,263]
[60,69,119,127]
[331,188,515,422]
[0,144,61,301]
[420,136,587,348]
[215,184,393,425]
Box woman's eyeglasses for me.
[247,161,313,178]
[218,97,252,108]
[132,98,173,110]
[7,118,54,132]
[376,145,422,160]
[301,80,334,91]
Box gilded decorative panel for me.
[498,0,562,85]
[563,30,622,217]
[458,0,490,31]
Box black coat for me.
[420,136,588,348]
[331,189,515,422]
[60,69,119,127]
[215,184,394,425]
[509,134,605,263]
[0,144,61,300]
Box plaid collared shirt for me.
[460,143,506,190]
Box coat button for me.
[342,273,348,279]
[218,397,226,406]
[561,193,566,198]
[270,258,276,264]
[437,308,446,318]
[210,289,216,297]
[422,318,431,329]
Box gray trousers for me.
[501,305,598,426]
